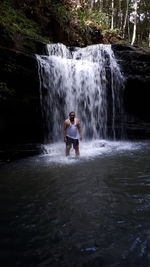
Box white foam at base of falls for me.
[40,140,141,165]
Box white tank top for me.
[66,119,78,139]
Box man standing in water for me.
[64,111,82,157]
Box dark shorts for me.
[66,136,79,149]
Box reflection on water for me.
[0,140,150,267]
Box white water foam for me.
[40,140,141,165]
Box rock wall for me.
[0,45,44,145]
[112,44,150,139]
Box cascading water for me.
[36,43,124,143]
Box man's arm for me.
[64,121,67,142]
[77,120,82,140]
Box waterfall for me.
[36,43,124,143]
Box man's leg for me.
[66,145,71,156]
[73,139,80,157]
[65,137,71,156]
[74,146,80,157]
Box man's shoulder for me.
[64,119,70,124]
[75,118,80,124]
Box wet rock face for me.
[112,44,150,139]
[0,47,43,144]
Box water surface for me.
[1,140,150,267]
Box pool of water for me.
[1,140,150,266]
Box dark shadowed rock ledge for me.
[0,42,45,161]
[112,44,150,140]
[0,143,43,164]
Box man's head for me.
[69,111,75,121]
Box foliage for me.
[0,0,149,47]
[77,9,109,30]
[0,0,50,42]
[49,1,71,30]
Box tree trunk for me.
[118,0,122,31]
[99,0,103,12]
[111,0,114,30]
[131,0,138,46]
[127,11,131,42]
[149,31,150,47]
[123,0,129,38]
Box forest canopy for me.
[0,0,149,47]
[84,0,150,47]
